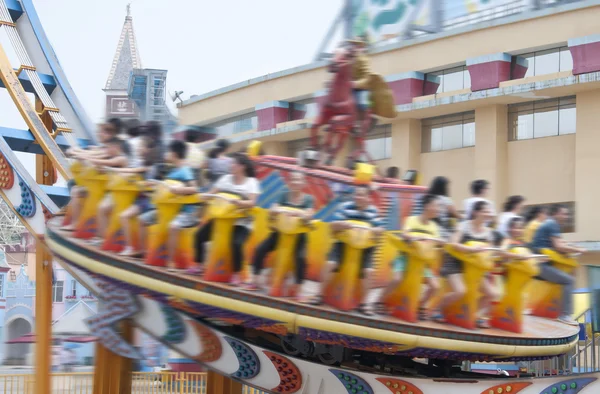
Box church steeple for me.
[104,3,142,91]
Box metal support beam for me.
[0,70,56,94]
[0,127,69,154]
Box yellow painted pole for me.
[119,320,133,394]
[34,99,55,394]
[206,371,243,394]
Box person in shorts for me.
[139,140,198,270]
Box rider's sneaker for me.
[87,237,103,247]
[558,315,579,326]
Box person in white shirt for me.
[123,119,144,168]
[190,153,260,284]
[496,195,525,238]
[463,179,496,220]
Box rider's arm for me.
[88,156,128,168]
[450,223,480,253]
[551,236,586,254]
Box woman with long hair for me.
[190,153,259,284]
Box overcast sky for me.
[0,0,342,181]
[35,0,344,121]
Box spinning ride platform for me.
[46,225,579,362]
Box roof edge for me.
[179,0,600,108]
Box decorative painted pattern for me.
[332,369,373,394]
[479,382,531,394]
[539,377,597,394]
[0,153,14,189]
[159,303,186,344]
[16,177,36,218]
[263,351,302,393]
[225,336,260,379]
[84,279,142,359]
[376,378,422,394]
[47,229,580,362]
[189,320,222,362]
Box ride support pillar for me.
[206,371,242,394]
[34,100,55,394]
[92,319,133,393]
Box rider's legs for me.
[230,225,250,284]
[193,221,214,263]
[537,263,575,323]
[247,232,279,287]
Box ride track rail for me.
[46,216,579,363]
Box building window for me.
[52,280,64,303]
[209,113,258,137]
[0,275,4,298]
[71,279,77,297]
[422,112,475,152]
[429,66,471,93]
[520,47,572,78]
[365,124,392,161]
[289,99,319,120]
[524,202,575,233]
[508,97,575,141]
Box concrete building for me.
[178,1,600,273]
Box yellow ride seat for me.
[443,241,496,329]
[490,245,541,333]
[323,220,378,312]
[380,231,441,322]
[74,166,111,239]
[102,173,145,252]
[202,192,257,282]
[268,207,315,297]
[526,248,578,319]
[146,180,201,269]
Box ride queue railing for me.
[0,372,266,394]
[520,307,599,377]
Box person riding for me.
[530,204,586,326]
[463,179,496,222]
[433,200,498,328]
[191,153,260,284]
[412,176,461,240]
[64,121,121,230]
[137,140,198,270]
[379,194,443,319]
[497,195,525,238]
[245,171,314,296]
[115,135,164,257]
[523,206,547,244]
[204,139,233,186]
[306,185,385,316]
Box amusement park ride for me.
[0,1,599,394]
